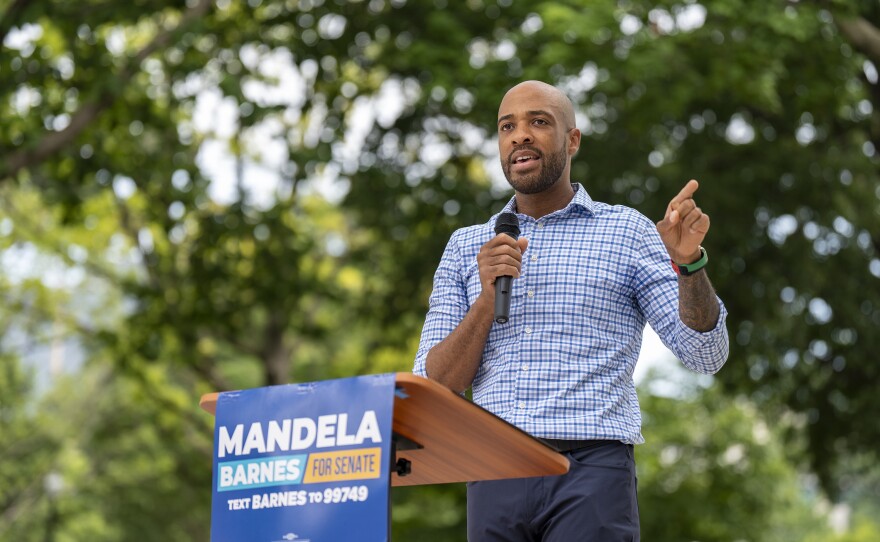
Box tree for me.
[638,375,830,541]
[0,356,60,539]
[2,0,880,538]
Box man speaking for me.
[413,80,729,541]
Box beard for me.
[501,143,568,195]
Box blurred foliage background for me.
[2,0,880,540]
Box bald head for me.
[499,80,576,130]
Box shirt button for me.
[530,254,538,262]
[527,290,535,298]
[521,364,529,371]
[536,222,544,229]
[524,326,532,334]
[518,401,526,409]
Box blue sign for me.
[210,374,395,542]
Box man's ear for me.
[568,128,582,156]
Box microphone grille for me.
[494,212,520,237]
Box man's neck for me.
[514,181,576,219]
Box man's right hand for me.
[476,234,529,301]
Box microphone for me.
[493,212,520,324]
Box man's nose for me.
[511,125,533,145]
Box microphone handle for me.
[494,275,513,324]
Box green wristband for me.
[671,246,708,276]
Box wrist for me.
[671,249,701,264]
[473,292,495,315]
[671,246,708,276]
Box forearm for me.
[425,294,495,393]
[678,270,721,332]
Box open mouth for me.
[510,150,542,172]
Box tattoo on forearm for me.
[678,271,721,332]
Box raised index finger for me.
[670,179,700,206]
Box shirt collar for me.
[500,183,596,217]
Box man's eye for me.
[534,119,548,125]
[500,123,513,131]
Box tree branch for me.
[836,15,880,65]
[112,193,164,291]
[190,351,233,393]
[0,0,213,181]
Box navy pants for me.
[466,441,639,541]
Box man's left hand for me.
[656,179,710,263]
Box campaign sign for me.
[210,374,396,542]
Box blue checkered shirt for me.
[414,184,729,444]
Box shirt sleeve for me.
[632,218,730,375]
[413,231,470,378]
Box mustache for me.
[507,145,543,164]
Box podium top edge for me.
[198,373,447,417]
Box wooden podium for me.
[199,372,569,487]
